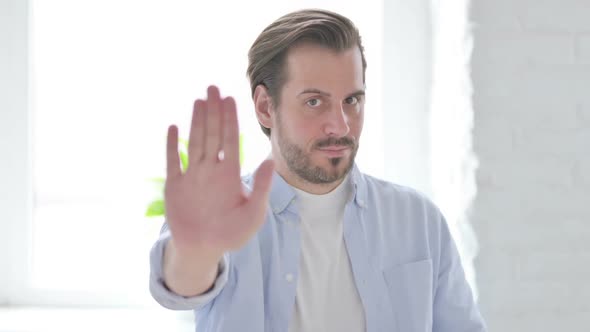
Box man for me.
[150,8,486,332]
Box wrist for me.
[167,238,223,271]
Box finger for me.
[204,85,222,161]
[188,99,206,165]
[166,125,182,178]
[222,97,240,166]
[247,159,275,216]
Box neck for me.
[273,159,346,195]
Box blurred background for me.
[0,0,588,331]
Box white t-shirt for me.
[288,175,366,332]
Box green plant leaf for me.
[179,150,189,173]
[149,177,165,194]
[178,137,189,150]
[178,137,189,172]
[145,199,165,217]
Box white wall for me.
[471,0,590,330]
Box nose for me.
[323,104,350,137]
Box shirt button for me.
[285,273,294,282]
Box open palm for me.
[164,86,274,256]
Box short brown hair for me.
[247,9,367,137]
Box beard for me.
[277,127,358,185]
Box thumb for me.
[247,159,275,215]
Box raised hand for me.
[164,85,274,258]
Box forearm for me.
[163,238,223,297]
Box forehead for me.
[282,43,364,94]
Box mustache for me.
[314,137,356,149]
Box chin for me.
[321,157,353,174]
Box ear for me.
[253,84,274,131]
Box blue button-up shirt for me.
[150,165,487,332]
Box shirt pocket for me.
[382,259,433,332]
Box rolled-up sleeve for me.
[149,229,230,311]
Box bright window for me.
[22,0,384,308]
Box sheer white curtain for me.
[430,0,480,298]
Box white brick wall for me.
[578,34,590,63]
[471,0,590,330]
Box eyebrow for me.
[297,88,366,98]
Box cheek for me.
[348,111,364,137]
[277,115,309,145]
[295,124,320,148]
[285,113,320,141]
[355,117,364,135]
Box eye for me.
[345,96,359,105]
[306,98,322,107]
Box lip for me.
[316,146,350,157]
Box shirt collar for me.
[349,163,368,209]
[268,163,368,215]
[268,171,297,215]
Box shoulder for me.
[241,173,254,185]
[360,173,441,216]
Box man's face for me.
[270,43,365,185]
